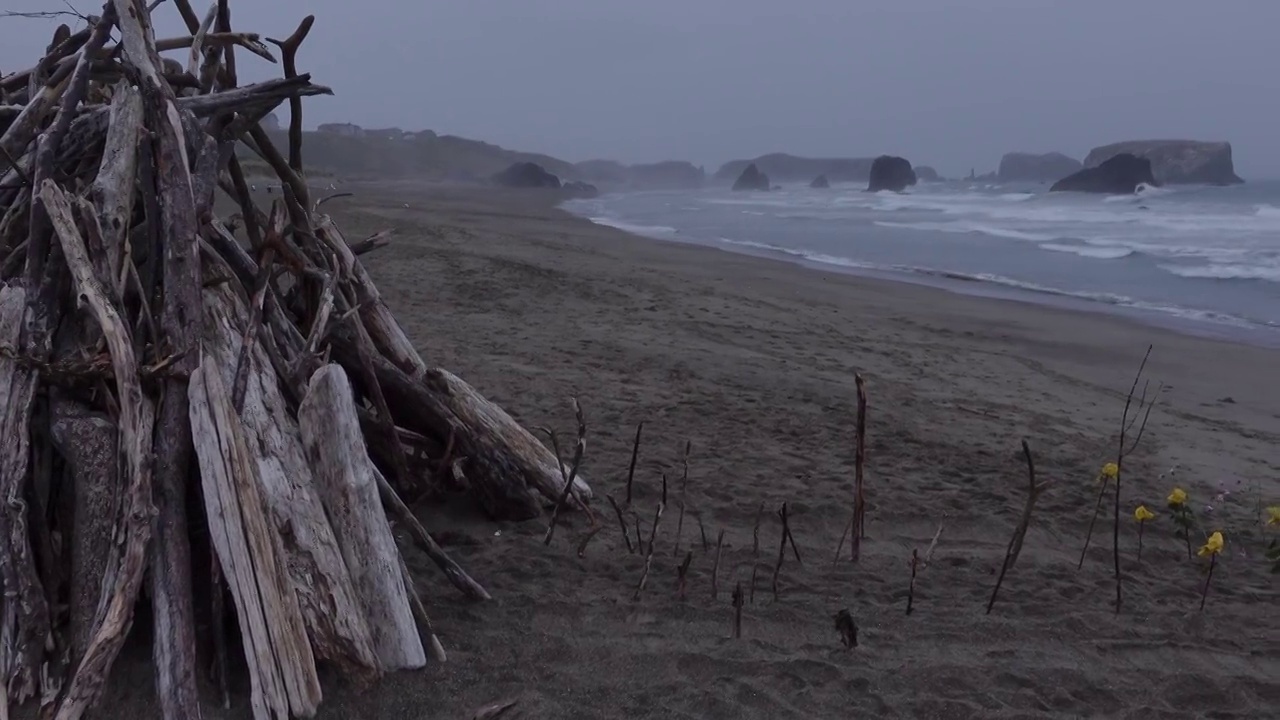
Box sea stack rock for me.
[1083,140,1243,185]
[810,174,830,188]
[1049,153,1157,194]
[997,152,1082,183]
[732,163,771,191]
[867,155,917,192]
[491,162,561,189]
[914,166,940,182]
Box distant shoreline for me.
[556,191,1280,350]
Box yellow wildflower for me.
[1133,505,1155,522]
[1267,506,1280,526]
[1167,487,1188,507]
[1100,463,1119,481]
[1197,531,1224,557]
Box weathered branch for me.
[42,179,156,720]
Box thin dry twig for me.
[710,529,725,600]
[1111,345,1154,614]
[771,502,791,601]
[675,550,692,600]
[986,440,1049,615]
[606,494,633,554]
[672,439,691,557]
[543,398,586,546]
[624,421,642,506]
[631,475,667,601]
[731,582,744,639]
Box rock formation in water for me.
[716,154,877,184]
[914,165,940,182]
[561,181,599,199]
[1083,141,1242,185]
[491,162,562,189]
[732,163,771,191]
[997,152,1082,183]
[810,174,830,189]
[1049,153,1157,194]
[867,156,917,192]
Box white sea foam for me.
[573,182,1280,335]
[587,217,677,236]
[1160,263,1280,282]
[1040,243,1136,259]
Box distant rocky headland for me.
[273,117,1246,193]
[1082,140,1242,185]
[986,141,1243,187]
[997,152,1082,183]
[573,160,706,191]
[259,119,706,191]
[714,154,879,184]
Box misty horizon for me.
[4,0,1278,178]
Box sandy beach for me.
[137,183,1278,719]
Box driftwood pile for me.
[0,2,592,718]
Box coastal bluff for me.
[998,152,1082,183]
[1083,141,1243,185]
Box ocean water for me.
[563,180,1280,345]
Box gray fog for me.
[4,0,1278,177]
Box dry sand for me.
[124,183,1280,718]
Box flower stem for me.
[1078,482,1108,570]
[1182,513,1193,559]
[1199,553,1216,611]
[1137,520,1145,563]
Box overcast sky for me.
[4,0,1278,177]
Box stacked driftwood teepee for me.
[0,2,592,718]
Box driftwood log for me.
[0,2,594,717]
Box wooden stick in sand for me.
[732,582,744,639]
[752,501,764,556]
[632,475,667,600]
[851,374,869,559]
[906,548,920,615]
[986,440,1050,615]
[672,439,691,556]
[607,494,634,554]
[749,564,759,604]
[923,523,944,566]
[710,529,726,599]
[1110,345,1158,614]
[784,509,802,565]
[834,374,869,563]
[576,526,603,559]
[625,421,643,506]
[676,551,692,600]
[698,513,709,552]
[543,398,587,546]
[1077,481,1110,570]
[772,502,792,601]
